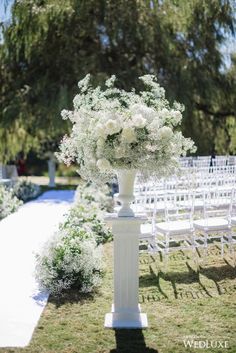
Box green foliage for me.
[0,0,235,160]
[12,179,41,201]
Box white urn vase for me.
[116,169,136,217]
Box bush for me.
[12,180,41,202]
[35,182,113,295]
[61,202,113,245]
[74,183,114,213]
[35,229,103,295]
[0,185,23,220]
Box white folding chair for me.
[193,188,233,256]
[149,191,196,266]
[222,188,236,256]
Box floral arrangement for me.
[57,74,195,183]
[0,186,23,220]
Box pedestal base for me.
[104,305,148,329]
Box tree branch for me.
[195,102,235,118]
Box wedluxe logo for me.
[183,339,229,349]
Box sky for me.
[0,0,12,22]
[0,0,235,68]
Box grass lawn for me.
[1,242,235,353]
[19,176,81,187]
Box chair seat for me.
[140,223,152,234]
[140,223,154,242]
[231,217,236,225]
[193,217,230,230]
[155,220,193,235]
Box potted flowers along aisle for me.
[57,74,195,215]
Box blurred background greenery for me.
[0,0,235,175]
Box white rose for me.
[97,158,112,171]
[105,119,121,135]
[158,126,173,140]
[132,114,147,128]
[95,123,107,139]
[121,127,136,144]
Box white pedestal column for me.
[104,215,148,329]
[48,157,56,188]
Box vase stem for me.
[116,170,136,217]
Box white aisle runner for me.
[0,190,75,347]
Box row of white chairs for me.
[137,188,236,262]
[113,166,236,261]
[180,155,236,168]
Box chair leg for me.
[202,231,208,263]
[163,251,169,272]
[233,246,236,267]
[221,237,224,258]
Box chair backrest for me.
[193,159,211,168]
[202,188,232,221]
[230,188,236,219]
[212,156,229,167]
[160,191,195,224]
[229,156,236,166]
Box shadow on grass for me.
[199,264,236,281]
[49,289,96,308]
[110,329,158,353]
[139,260,236,300]
[139,268,199,288]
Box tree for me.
[0,0,235,162]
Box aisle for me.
[0,190,75,347]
